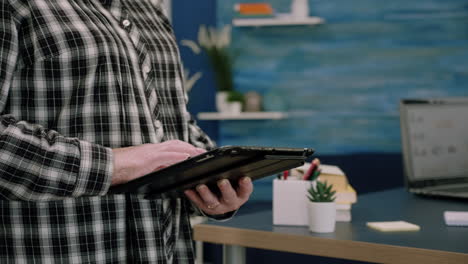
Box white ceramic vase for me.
[308,202,336,233]
[291,0,309,18]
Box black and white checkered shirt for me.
[0,0,215,263]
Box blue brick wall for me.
[212,0,468,154]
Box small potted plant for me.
[307,180,337,233]
[226,90,244,113]
[181,25,239,113]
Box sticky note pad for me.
[366,221,420,232]
[444,211,468,226]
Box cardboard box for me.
[273,179,313,226]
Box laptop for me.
[109,146,314,198]
[400,98,468,199]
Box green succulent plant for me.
[227,90,244,103]
[307,180,336,203]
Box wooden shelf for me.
[197,112,287,120]
[232,15,324,27]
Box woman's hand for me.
[184,177,253,215]
[111,140,206,186]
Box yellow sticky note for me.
[366,221,420,232]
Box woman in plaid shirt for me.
[0,0,253,263]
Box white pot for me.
[216,91,229,112]
[308,202,336,233]
[227,101,242,114]
[291,0,310,18]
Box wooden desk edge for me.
[194,224,468,264]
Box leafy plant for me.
[181,25,235,92]
[307,181,336,203]
[227,90,244,103]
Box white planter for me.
[216,92,243,114]
[308,202,336,233]
[227,101,242,114]
[216,91,229,112]
[291,0,310,18]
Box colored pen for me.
[303,158,320,180]
[283,170,289,180]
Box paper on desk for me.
[366,221,420,232]
[444,211,468,226]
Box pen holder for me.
[273,179,315,226]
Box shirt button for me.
[155,120,162,129]
[122,19,131,28]
[143,64,151,74]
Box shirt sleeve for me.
[187,115,216,150]
[0,3,113,201]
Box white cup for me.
[291,0,310,18]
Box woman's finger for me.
[195,184,221,209]
[154,140,205,157]
[237,177,253,201]
[217,179,237,208]
[184,189,206,209]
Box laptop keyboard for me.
[436,186,468,193]
[423,183,468,195]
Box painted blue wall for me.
[215,0,468,154]
[172,0,219,141]
[174,0,468,153]
[173,2,468,262]
[174,0,468,201]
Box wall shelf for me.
[197,112,287,120]
[232,15,324,27]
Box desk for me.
[193,188,468,264]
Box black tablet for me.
[109,146,314,198]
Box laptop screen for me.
[400,98,468,184]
